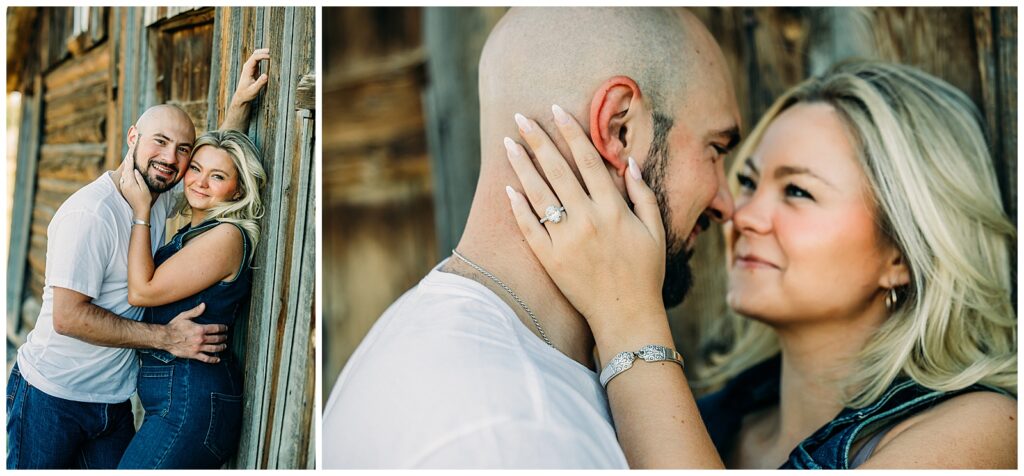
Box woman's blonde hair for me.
[702,61,1017,407]
[177,129,267,252]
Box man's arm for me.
[220,49,271,132]
[51,287,228,364]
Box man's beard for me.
[134,146,178,193]
[640,111,693,308]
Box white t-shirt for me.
[17,172,180,403]
[323,262,628,469]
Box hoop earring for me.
[885,287,898,311]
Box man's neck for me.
[444,184,596,369]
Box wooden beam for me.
[422,7,506,258]
[6,76,43,332]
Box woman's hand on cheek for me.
[504,106,668,340]
[119,155,152,219]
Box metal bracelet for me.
[599,344,684,388]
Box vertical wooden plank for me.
[422,7,506,258]
[6,76,43,333]
[995,7,1016,224]
[805,7,876,75]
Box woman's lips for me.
[188,187,209,199]
[734,254,779,269]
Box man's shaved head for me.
[479,8,718,153]
[135,104,196,140]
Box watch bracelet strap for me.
[599,344,684,388]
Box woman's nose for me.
[732,193,772,234]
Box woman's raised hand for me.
[119,154,152,219]
[505,106,668,341]
[231,48,270,107]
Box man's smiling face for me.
[127,105,197,193]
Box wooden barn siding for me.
[206,8,317,469]
[7,6,315,469]
[321,6,1015,388]
[25,33,113,304]
[322,7,439,404]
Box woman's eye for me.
[785,184,814,200]
[213,175,224,181]
[736,173,756,191]
[188,165,199,172]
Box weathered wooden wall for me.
[323,7,1017,396]
[322,7,439,404]
[207,7,317,469]
[6,6,315,469]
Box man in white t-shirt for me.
[7,51,271,469]
[323,8,740,468]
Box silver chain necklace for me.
[451,249,554,348]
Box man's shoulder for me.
[54,174,121,219]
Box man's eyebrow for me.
[715,125,741,151]
[151,133,192,148]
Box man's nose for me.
[707,180,735,224]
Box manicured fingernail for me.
[514,113,532,132]
[505,185,517,201]
[503,137,520,158]
[628,156,642,180]
[552,104,570,125]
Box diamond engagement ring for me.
[539,205,566,224]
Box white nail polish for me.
[505,185,516,200]
[628,156,642,180]
[552,104,570,125]
[503,137,517,156]
[514,113,532,132]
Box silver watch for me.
[599,344,684,388]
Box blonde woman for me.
[115,53,269,468]
[503,61,1016,468]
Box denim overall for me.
[117,219,252,469]
[697,355,1009,469]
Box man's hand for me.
[161,302,229,363]
[221,49,270,131]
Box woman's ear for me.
[880,248,911,289]
[589,76,642,174]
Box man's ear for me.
[127,125,139,149]
[589,76,642,174]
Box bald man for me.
[323,8,739,468]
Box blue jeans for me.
[6,363,134,469]
[117,352,244,469]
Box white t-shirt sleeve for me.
[411,420,621,469]
[44,210,115,299]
